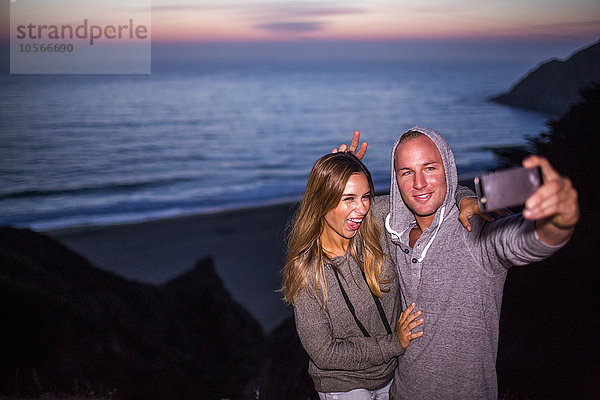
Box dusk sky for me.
[147,0,599,62]
[1,0,599,62]
[150,0,599,43]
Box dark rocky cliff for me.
[491,40,600,115]
[0,227,266,399]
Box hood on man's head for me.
[387,126,459,238]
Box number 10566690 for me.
[18,43,74,53]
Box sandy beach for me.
[47,201,300,333]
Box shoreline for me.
[18,173,477,233]
[43,195,304,234]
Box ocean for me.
[0,59,549,230]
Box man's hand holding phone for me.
[474,155,578,245]
[521,155,579,233]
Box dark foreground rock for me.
[491,40,600,115]
[0,227,265,399]
[243,317,318,400]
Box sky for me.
[1,0,599,62]
[150,0,599,43]
[149,0,599,62]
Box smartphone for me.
[474,166,543,212]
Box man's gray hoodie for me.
[372,126,564,399]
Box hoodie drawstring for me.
[385,206,446,263]
[417,205,445,262]
[385,213,402,240]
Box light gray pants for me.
[318,380,392,400]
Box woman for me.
[281,152,423,399]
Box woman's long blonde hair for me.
[281,152,387,307]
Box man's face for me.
[394,135,447,225]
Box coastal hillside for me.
[493,84,600,399]
[491,40,600,115]
[0,227,265,399]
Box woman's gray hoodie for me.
[294,249,404,393]
[371,126,564,399]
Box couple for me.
[281,127,579,399]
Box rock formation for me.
[0,227,265,399]
[491,40,600,115]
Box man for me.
[337,127,579,399]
